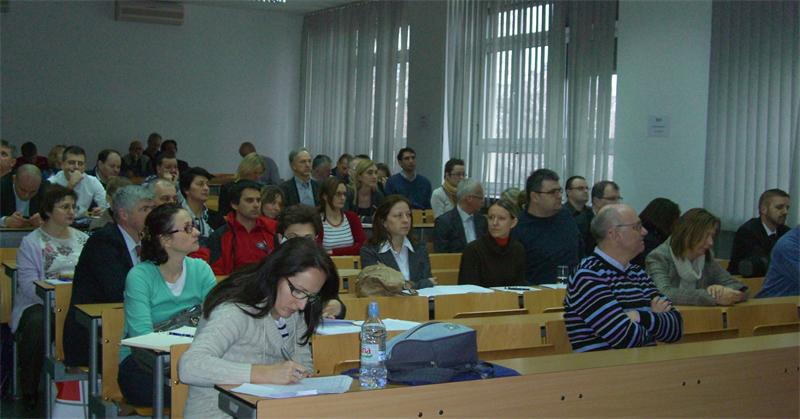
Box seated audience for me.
[1,164,44,228]
[145,153,180,184]
[12,185,88,408]
[360,195,434,289]
[756,226,799,298]
[122,139,150,178]
[260,185,285,221]
[500,187,523,217]
[564,204,683,352]
[0,140,15,178]
[384,147,432,209]
[375,162,391,194]
[630,197,680,267]
[118,204,217,407]
[13,141,49,172]
[159,139,190,173]
[89,176,133,231]
[209,180,277,275]
[179,239,338,417]
[179,167,224,246]
[318,177,367,256]
[582,180,622,255]
[458,199,526,287]
[728,188,791,276]
[143,132,162,171]
[345,158,384,223]
[280,148,319,207]
[331,153,352,184]
[312,154,332,183]
[239,141,282,185]
[64,185,156,366]
[564,176,592,252]
[47,145,107,218]
[219,153,266,216]
[431,158,465,219]
[433,178,487,253]
[87,149,122,187]
[511,169,582,285]
[149,178,179,206]
[43,144,66,179]
[647,208,748,306]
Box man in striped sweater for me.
[564,204,683,352]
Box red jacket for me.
[317,210,367,256]
[209,212,277,275]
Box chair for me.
[752,322,800,336]
[738,276,765,298]
[337,268,361,294]
[727,303,799,337]
[340,295,429,322]
[522,289,566,314]
[716,258,729,270]
[429,253,461,270]
[452,316,555,359]
[672,308,736,343]
[544,319,573,354]
[454,309,528,319]
[433,292,519,320]
[332,256,360,270]
[412,209,434,225]
[312,331,404,376]
[205,196,219,212]
[432,269,459,285]
[170,343,191,419]
[0,247,18,323]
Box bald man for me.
[0,164,45,228]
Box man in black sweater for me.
[728,188,791,277]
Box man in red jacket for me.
[208,180,277,275]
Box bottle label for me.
[360,343,384,365]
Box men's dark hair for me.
[97,149,121,163]
[591,180,619,200]
[179,167,214,195]
[147,132,162,145]
[336,153,353,164]
[0,139,14,154]
[21,142,37,158]
[62,145,86,160]
[312,154,332,170]
[155,152,177,168]
[640,197,681,238]
[565,175,586,190]
[758,188,790,209]
[229,179,262,206]
[160,139,177,152]
[277,204,322,235]
[524,168,560,203]
[396,147,415,162]
[444,158,465,177]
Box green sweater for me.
[120,257,217,361]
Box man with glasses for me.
[433,178,487,253]
[511,169,582,285]
[209,180,277,275]
[431,158,466,219]
[64,185,156,367]
[564,204,682,351]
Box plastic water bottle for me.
[359,301,387,389]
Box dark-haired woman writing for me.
[179,238,340,418]
[117,204,217,407]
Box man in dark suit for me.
[433,178,488,253]
[0,164,45,228]
[63,185,155,367]
[728,188,791,277]
[280,147,319,207]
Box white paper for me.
[120,326,196,351]
[231,375,353,398]
[490,286,540,294]
[537,283,567,289]
[316,318,419,335]
[415,285,495,297]
[44,279,72,285]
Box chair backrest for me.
[727,302,799,337]
[101,307,126,403]
[54,283,73,361]
[0,248,17,323]
[544,319,573,354]
[431,269,459,285]
[412,209,434,225]
[429,253,462,270]
[340,295,429,322]
[738,277,765,298]
[678,308,725,333]
[205,196,219,212]
[336,268,361,294]
[332,256,360,270]
[452,316,555,359]
[752,322,800,336]
[522,289,566,314]
[453,308,528,319]
[434,292,519,320]
[170,343,191,419]
[312,330,404,376]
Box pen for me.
[168,332,194,338]
[505,287,529,291]
[281,347,311,377]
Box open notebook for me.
[120,326,196,351]
[231,376,353,398]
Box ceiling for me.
[186,0,358,15]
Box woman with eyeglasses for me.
[647,208,748,306]
[118,204,217,408]
[179,167,224,246]
[180,238,339,418]
[317,177,367,256]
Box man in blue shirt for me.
[280,147,319,207]
[756,226,799,298]
[384,147,432,209]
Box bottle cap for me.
[368,301,379,317]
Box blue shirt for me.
[756,226,799,298]
[510,207,582,285]
[294,176,316,207]
[383,173,432,209]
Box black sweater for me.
[458,234,527,287]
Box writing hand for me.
[322,299,343,319]
[250,361,311,385]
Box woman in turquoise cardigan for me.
[118,204,217,407]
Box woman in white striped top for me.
[317,177,367,256]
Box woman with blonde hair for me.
[345,158,384,223]
[647,208,747,306]
[219,153,266,215]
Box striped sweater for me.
[564,252,683,352]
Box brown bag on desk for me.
[355,264,418,297]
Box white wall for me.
[614,0,712,213]
[0,1,303,175]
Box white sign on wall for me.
[647,115,670,137]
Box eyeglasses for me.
[285,278,320,304]
[469,194,485,201]
[167,218,201,235]
[615,221,643,231]
[535,188,563,195]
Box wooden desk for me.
[217,333,799,417]
[337,268,360,294]
[76,302,124,417]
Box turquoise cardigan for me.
[120,257,217,361]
